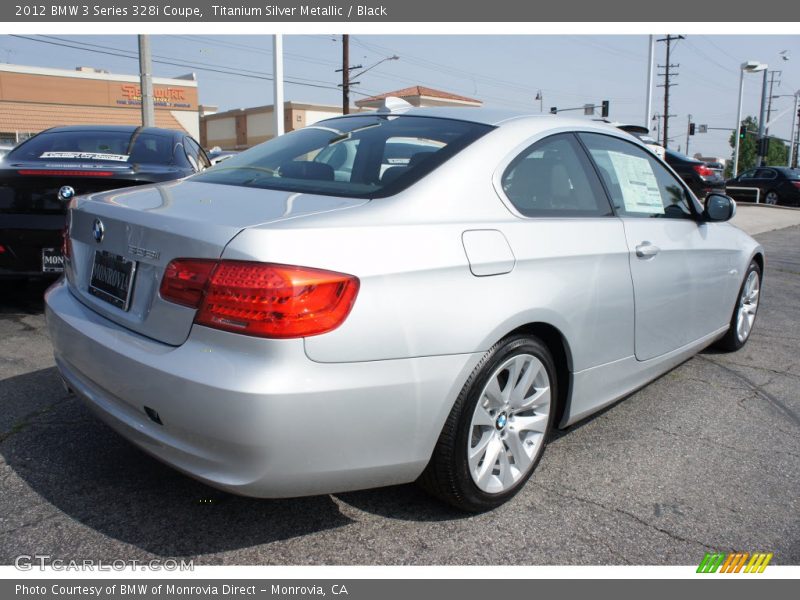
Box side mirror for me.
[704,193,736,222]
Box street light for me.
[733,61,767,177]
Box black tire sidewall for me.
[722,260,762,351]
[451,335,558,510]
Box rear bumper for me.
[0,213,65,276]
[45,279,479,497]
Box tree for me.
[727,115,789,177]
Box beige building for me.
[355,85,483,109]
[200,102,364,150]
[0,63,204,144]
[202,86,483,151]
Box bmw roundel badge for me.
[92,218,104,243]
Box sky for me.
[1,34,798,159]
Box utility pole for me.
[685,114,692,156]
[765,70,782,135]
[790,92,799,168]
[273,34,284,136]
[138,35,155,128]
[645,35,655,128]
[342,34,349,114]
[656,34,684,149]
[757,69,769,166]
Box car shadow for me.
[0,368,354,560]
[0,278,52,315]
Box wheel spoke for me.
[510,357,537,405]
[497,447,516,488]
[513,385,550,413]
[513,413,549,433]
[505,431,532,472]
[484,377,504,408]
[468,431,494,471]
[502,357,523,404]
[476,437,503,487]
[472,403,495,428]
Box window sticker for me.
[607,151,664,214]
[39,152,130,162]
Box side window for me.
[579,133,694,220]
[755,168,776,179]
[500,133,612,217]
[739,169,758,180]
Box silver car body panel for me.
[46,109,764,496]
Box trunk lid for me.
[66,179,367,345]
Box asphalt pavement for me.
[0,225,798,566]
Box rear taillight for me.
[17,170,114,177]
[692,164,715,177]
[791,181,800,189]
[160,260,359,339]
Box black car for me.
[663,149,726,200]
[0,126,209,278]
[725,166,800,207]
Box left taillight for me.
[159,259,360,339]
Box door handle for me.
[635,242,660,258]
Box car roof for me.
[324,106,628,134]
[39,125,182,137]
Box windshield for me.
[193,115,493,198]
[8,130,175,165]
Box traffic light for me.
[739,125,747,140]
[601,100,610,118]
[689,123,696,135]
[550,106,558,114]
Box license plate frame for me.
[88,250,137,311]
[41,247,64,273]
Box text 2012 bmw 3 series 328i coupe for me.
[45,104,763,511]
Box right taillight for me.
[791,181,800,189]
[159,259,359,339]
[693,164,715,177]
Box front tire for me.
[715,260,761,351]
[419,335,557,512]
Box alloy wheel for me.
[467,354,551,494]
[765,191,778,205]
[736,270,760,343]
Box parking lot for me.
[0,222,798,566]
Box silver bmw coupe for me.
[46,104,763,511]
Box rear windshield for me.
[7,130,175,164]
[193,115,493,198]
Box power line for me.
[10,34,375,97]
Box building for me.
[202,86,483,151]
[201,101,365,150]
[355,85,483,109]
[0,63,203,145]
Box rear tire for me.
[715,260,761,352]
[419,335,557,512]
[764,190,779,205]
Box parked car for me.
[612,123,666,160]
[0,125,209,278]
[725,166,800,206]
[663,148,726,199]
[46,107,763,512]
